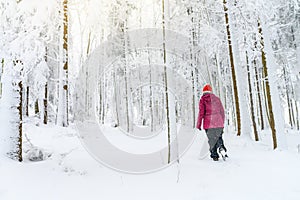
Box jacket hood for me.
[202,93,219,103]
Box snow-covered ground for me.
[0,120,300,200]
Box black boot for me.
[219,148,228,161]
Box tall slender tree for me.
[0,59,4,98]
[258,19,280,149]
[57,0,69,127]
[162,0,171,163]
[223,0,241,136]
[246,49,259,141]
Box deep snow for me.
[0,120,300,200]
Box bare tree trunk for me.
[246,50,259,141]
[25,86,29,116]
[253,59,264,130]
[262,73,270,125]
[85,32,91,117]
[162,0,171,164]
[101,78,105,124]
[113,70,119,126]
[223,0,241,136]
[147,46,154,132]
[43,47,48,124]
[191,68,196,127]
[14,60,23,162]
[63,0,69,125]
[283,66,294,128]
[121,21,130,133]
[85,62,89,114]
[0,58,3,98]
[289,78,297,129]
[86,31,92,56]
[17,80,23,162]
[98,81,102,124]
[35,100,39,115]
[138,69,144,124]
[295,101,299,130]
[187,7,196,128]
[2,59,23,161]
[258,20,277,149]
[290,98,296,128]
[44,83,48,124]
[57,0,69,127]
[98,84,101,122]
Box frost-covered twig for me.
[24,133,35,148]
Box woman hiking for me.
[196,84,228,161]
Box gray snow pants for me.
[205,128,227,159]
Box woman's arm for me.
[196,98,205,129]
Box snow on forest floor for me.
[1,120,300,200]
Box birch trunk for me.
[57,0,69,127]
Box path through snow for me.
[0,122,299,200]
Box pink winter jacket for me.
[196,93,225,130]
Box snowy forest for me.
[0,0,300,199]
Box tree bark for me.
[258,20,277,149]
[187,7,196,128]
[162,0,171,163]
[223,0,241,136]
[246,50,259,141]
[35,100,39,115]
[17,81,23,162]
[295,101,299,130]
[0,58,3,98]
[283,66,294,128]
[57,0,69,127]
[253,59,264,130]
[101,78,105,124]
[63,0,69,125]
[86,31,92,56]
[121,21,130,133]
[25,86,29,116]
[113,69,119,127]
[44,83,48,124]
[147,46,154,132]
